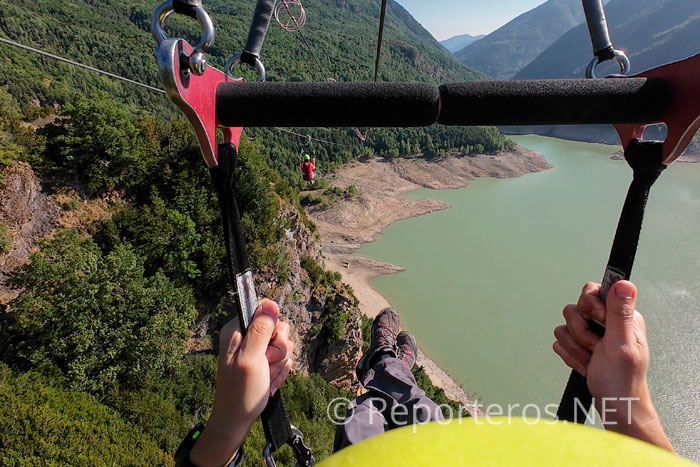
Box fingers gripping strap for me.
[210,143,295,452]
[557,140,666,423]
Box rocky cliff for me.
[0,162,365,392]
[255,205,364,392]
[0,163,60,305]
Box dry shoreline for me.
[305,147,551,410]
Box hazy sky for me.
[395,0,547,40]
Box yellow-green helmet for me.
[304,154,311,161]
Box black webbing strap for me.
[557,139,666,423]
[373,0,388,82]
[173,0,202,19]
[242,0,275,66]
[582,0,615,61]
[209,143,295,453]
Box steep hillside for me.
[1,0,504,191]
[454,0,589,79]
[515,0,700,79]
[0,0,485,113]
[441,33,485,53]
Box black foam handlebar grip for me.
[216,79,669,128]
[438,78,669,126]
[243,0,275,61]
[217,82,440,127]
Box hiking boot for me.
[396,331,418,370]
[356,307,400,381]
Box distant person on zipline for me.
[177,281,677,465]
[301,154,316,184]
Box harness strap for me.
[557,139,666,423]
[581,0,614,61]
[242,0,275,66]
[210,144,314,465]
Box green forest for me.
[0,0,497,464]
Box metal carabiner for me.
[586,49,631,79]
[152,0,215,75]
[225,53,267,82]
[263,426,315,467]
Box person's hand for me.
[554,281,674,452]
[190,299,294,466]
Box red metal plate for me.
[614,53,700,165]
[158,39,243,167]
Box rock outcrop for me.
[0,163,61,305]
[255,205,364,392]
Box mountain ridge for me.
[453,0,591,79]
[514,0,700,79]
[441,33,485,53]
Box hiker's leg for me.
[333,393,389,452]
[364,354,444,427]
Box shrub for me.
[300,194,322,206]
[300,255,324,286]
[0,230,197,395]
[62,199,82,211]
[0,223,11,254]
[0,363,172,466]
[42,94,150,195]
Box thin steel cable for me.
[373,0,388,82]
[0,36,166,94]
[279,0,329,81]
[273,127,355,147]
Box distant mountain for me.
[441,34,485,53]
[514,0,700,79]
[505,0,700,154]
[454,0,592,80]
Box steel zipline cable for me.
[278,1,329,81]
[273,127,356,147]
[0,36,166,94]
[0,35,358,150]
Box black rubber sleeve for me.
[215,79,669,128]
[210,144,251,278]
[438,78,669,126]
[173,0,202,19]
[242,0,275,63]
[216,82,440,127]
[582,0,614,59]
[556,140,666,423]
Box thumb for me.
[240,300,280,358]
[604,280,637,344]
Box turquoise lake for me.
[355,135,700,461]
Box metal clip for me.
[263,426,315,467]
[586,49,631,79]
[225,53,267,82]
[152,0,215,75]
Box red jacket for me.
[301,161,315,180]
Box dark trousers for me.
[334,355,444,452]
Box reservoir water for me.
[355,135,700,460]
